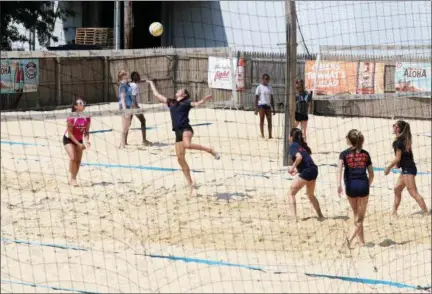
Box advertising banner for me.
[208,56,237,90]
[1,59,39,94]
[395,62,431,95]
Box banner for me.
[1,59,39,94]
[305,60,357,95]
[395,62,431,93]
[356,62,375,94]
[208,56,237,90]
[373,63,386,94]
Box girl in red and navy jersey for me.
[337,129,374,247]
[288,128,323,220]
[385,120,428,216]
[63,97,91,186]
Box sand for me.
[1,102,431,293]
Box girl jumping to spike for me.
[385,120,428,216]
[146,80,220,194]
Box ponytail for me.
[395,120,412,151]
[347,129,364,152]
[290,128,312,154]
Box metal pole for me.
[114,1,121,50]
[283,0,297,166]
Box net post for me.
[283,0,297,166]
[56,57,61,106]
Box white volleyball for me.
[149,22,163,37]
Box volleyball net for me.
[1,1,431,293]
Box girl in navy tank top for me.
[287,128,323,221]
[385,120,428,216]
[337,129,374,247]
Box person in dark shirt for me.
[147,80,221,195]
[337,129,374,247]
[288,128,323,220]
[294,80,313,142]
[385,120,428,216]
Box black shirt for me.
[289,142,317,172]
[167,98,193,131]
[295,91,312,115]
[392,138,415,169]
[339,149,372,182]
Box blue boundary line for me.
[80,162,204,173]
[89,129,112,134]
[1,237,429,291]
[0,279,99,294]
[0,140,44,147]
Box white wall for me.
[170,1,432,55]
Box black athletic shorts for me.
[175,126,194,143]
[299,167,318,181]
[295,112,309,122]
[401,167,417,176]
[63,135,83,146]
[258,104,271,110]
[345,179,369,198]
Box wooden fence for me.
[1,48,430,120]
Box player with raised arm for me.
[254,73,275,139]
[130,71,152,146]
[63,97,91,187]
[287,128,324,220]
[337,129,374,247]
[146,80,221,195]
[385,120,428,216]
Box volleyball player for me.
[130,71,152,146]
[294,80,312,142]
[146,80,221,194]
[385,120,428,216]
[288,128,324,220]
[337,129,374,247]
[117,70,134,149]
[254,73,275,139]
[63,97,91,187]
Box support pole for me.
[114,1,121,50]
[283,0,297,166]
[56,57,62,106]
[124,1,133,49]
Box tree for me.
[0,1,74,50]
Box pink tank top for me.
[64,117,91,141]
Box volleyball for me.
[149,22,163,37]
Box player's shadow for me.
[302,215,349,222]
[378,238,410,247]
[411,209,432,216]
[91,181,131,187]
[215,192,250,201]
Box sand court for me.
[1,103,431,293]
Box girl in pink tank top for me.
[63,97,91,186]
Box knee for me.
[407,187,420,198]
[355,216,364,226]
[183,142,191,149]
[394,185,404,194]
[69,157,76,164]
[177,157,187,165]
[290,187,300,196]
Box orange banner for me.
[305,60,358,95]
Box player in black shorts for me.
[294,80,313,142]
[337,129,374,247]
[147,80,221,195]
[288,128,324,220]
[385,120,428,216]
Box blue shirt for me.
[118,83,134,109]
[167,98,193,131]
[289,142,317,172]
[339,149,372,183]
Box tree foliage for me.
[0,1,74,50]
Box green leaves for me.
[0,1,74,50]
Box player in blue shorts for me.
[147,80,221,195]
[337,129,374,247]
[385,120,428,216]
[288,128,324,220]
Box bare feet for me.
[143,140,153,146]
[69,179,78,187]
